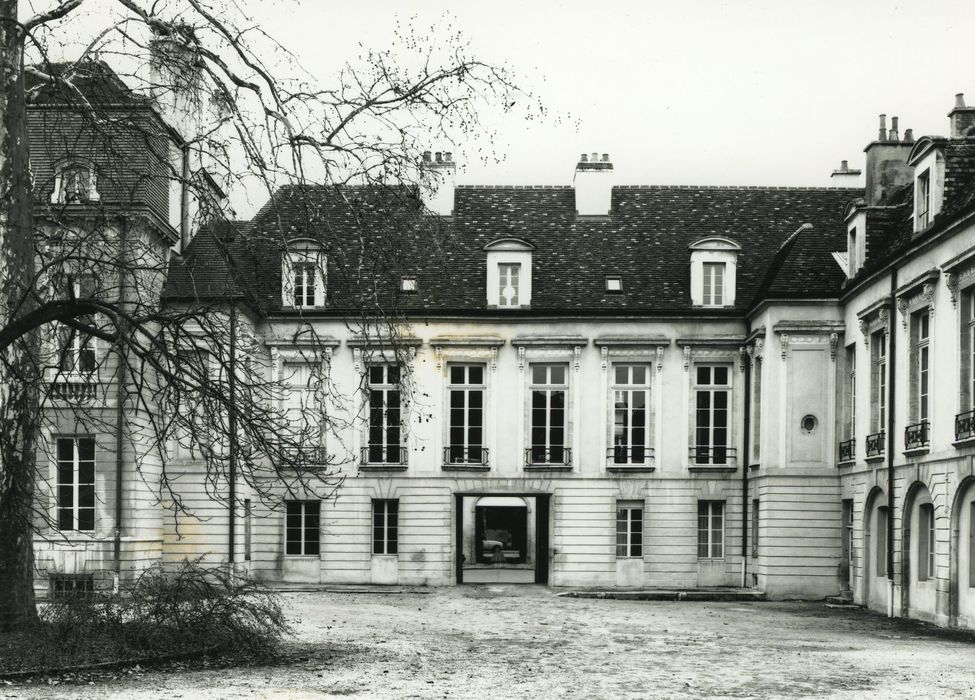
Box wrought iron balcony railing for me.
[607,445,654,465]
[838,438,856,463]
[956,409,975,442]
[282,445,330,466]
[525,446,571,467]
[690,445,736,466]
[360,444,407,466]
[904,421,930,450]
[443,446,489,466]
[865,431,885,458]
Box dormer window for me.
[848,228,858,276]
[605,276,623,293]
[689,237,740,308]
[916,170,931,229]
[282,240,326,309]
[52,161,99,204]
[400,276,418,293]
[483,237,535,309]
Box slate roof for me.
[165,183,861,316]
[26,61,146,106]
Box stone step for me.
[557,588,767,602]
[824,595,858,607]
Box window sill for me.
[442,464,490,472]
[837,459,856,468]
[606,465,656,474]
[864,454,885,464]
[903,446,930,458]
[359,464,408,473]
[688,465,737,473]
[284,554,320,559]
[747,463,760,471]
[953,436,975,448]
[524,465,573,472]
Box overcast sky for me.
[246,0,974,194]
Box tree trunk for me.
[0,0,41,631]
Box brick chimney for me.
[830,159,862,187]
[864,114,914,206]
[574,152,614,216]
[420,150,457,216]
[949,93,975,138]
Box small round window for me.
[801,415,818,433]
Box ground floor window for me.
[751,499,759,558]
[373,499,399,555]
[918,503,935,581]
[616,502,643,558]
[876,506,888,577]
[697,500,724,559]
[56,436,95,531]
[50,573,94,599]
[285,500,320,556]
[969,502,975,588]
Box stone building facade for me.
[29,63,975,631]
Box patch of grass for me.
[0,562,290,675]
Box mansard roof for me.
[165,183,859,316]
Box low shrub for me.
[2,562,290,673]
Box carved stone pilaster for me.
[738,346,747,372]
[600,346,609,372]
[656,346,664,373]
[490,347,498,372]
[829,333,838,361]
[573,346,582,372]
[682,346,692,371]
[780,333,789,360]
[518,346,526,373]
[944,270,958,308]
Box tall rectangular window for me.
[529,364,568,465]
[917,170,931,228]
[694,365,731,465]
[244,498,252,562]
[702,262,725,306]
[751,499,759,558]
[293,262,317,308]
[912,311,931,423]
[842,499,854,578]
[57,275,96,375]
[846,345,856,440]
[697,500,724,559]
[969,503,975,588]
[971,295,975,410]
[848,228,858,275]
[447,365,485,464]
[871,331,887,432]
[372,499,399,555]
[366,365,402,464]
[285,500,320,556]
[918,503,935,581]
[751,359,762,462]
[611,364,651,464]
[876,506,888,577]
[616,503,643,558]
[56,437,95,531]
[498,263,521,307]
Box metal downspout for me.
[228,305,237,568]
[886,269,898,616]
[113,217,128,590]
[741,349,751,588]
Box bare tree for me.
[0,0,540,630]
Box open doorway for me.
[456,494,549,584]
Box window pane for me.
[696,366,710,385]
[469,366,483,385]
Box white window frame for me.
[697,500,724,559]
[498,262,522,308]
[282,361,327,462]
[528,363,569,465]
[446,364,486,465]
[692,364,733,465]
[282,242,326,308]
[615,502,644,558]
[484,238,534,308]
[56,436,96,532]
[916,169,931,229]
[610,363,652,466]
[365,364,404,465]
[372,498,399,555]
[52,160,99,204]
[284,500,320,557]
[918,502,935,582]
[702,262,726,307]
[915,311,931,423]
[689,237,739,307]
[873,331,887,432]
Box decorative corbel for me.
[897,297,909,329]
[573,346,582,372]
[490,347,498,372]
[922,282,936,317]
[780,333,789,361]
[434,345,444,372]
[270,347,281,380]
[879,308,890,333]
[754,337,764,360]
[858,317,870,347]
[829,332,838,361]
[944,270,958,308]
[518,346,526,373]
[656,346,665,373]
[682,345,692,371]
[352,347,363,374]
[600,346,609,373]
[738,346,747,372]
[324,346,333,373]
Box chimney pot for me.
[444,151,452,162]
[957,93,967,109]
[602,153,609,162]
[580,153,588,162]
[422,150,431,163]
[889,116,900,142]
[904,128,914,143]
[436,152,443,163]
[878,114,887,142]
[841,160,849,171]
[591,152,598,162]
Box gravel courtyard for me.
[7,586,975,699]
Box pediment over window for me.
[688,236,741,252]
[482,237,536,252]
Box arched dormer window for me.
[52,159,99,204]
[688,237,740,308]
[282,239,326,309]
[483,237,535,308]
